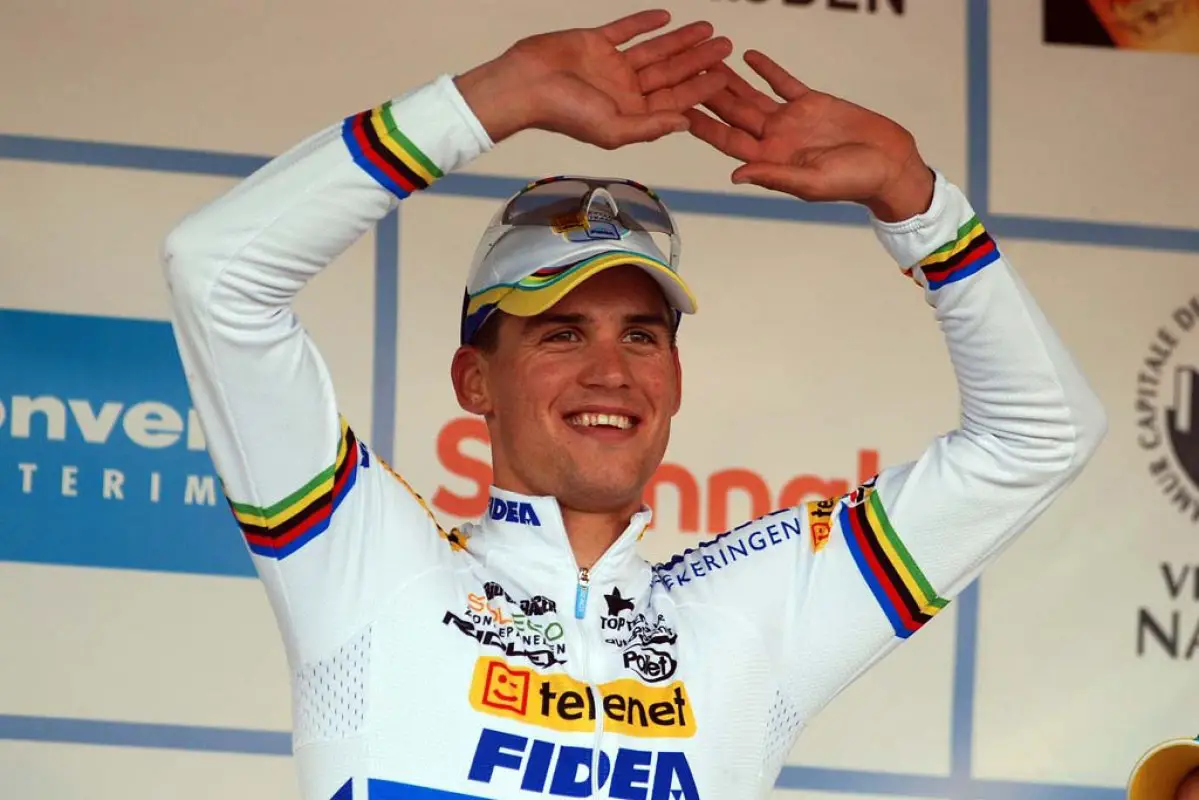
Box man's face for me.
[452,265,683,515]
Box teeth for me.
[568,412,633,430]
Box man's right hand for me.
[454,10,732,149]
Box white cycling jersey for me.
[163,74,1106,800]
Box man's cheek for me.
[643,375,681,418]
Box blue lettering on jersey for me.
[467,728,699,799]
[651,509,804,592]
[334,778,492,798]
[366,779,491,798]
[489,498,541,527]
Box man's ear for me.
[450,345,492,415]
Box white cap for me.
[459,179,697,344]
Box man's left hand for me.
[685,51,934,222]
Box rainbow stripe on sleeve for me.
[910,215,1001,290]
[342,101,444,198]
[227,418,361,560]
[839,490,949,639]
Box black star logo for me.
[604,587,634,616]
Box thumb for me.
[594,112,690,149]
[731,163,824,198]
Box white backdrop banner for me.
[2,1,1197,798]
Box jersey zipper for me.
[571,566,606,795]
[574,567,590,619]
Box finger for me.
[743,50,810,101]
[598,9,673,46]
[594,111,692,149]
[731,162,824,198]
[637,36,733,94]
[683,109,762,163]
[623,20,715,70]
[648,70,728,114]
[699,88,767,138]
[710,62,779,115]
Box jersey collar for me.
[471,485,653,578]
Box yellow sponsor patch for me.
[805,497,835,552]
[468,657,695,738]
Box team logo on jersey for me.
[489,497,542,526]
[604,587,635,615]
[467,582,561,633]
[650,508,808,593]
[469,656,694,738]
[601,588,679,683]
[805,497,835,552]
[444,581,567,668]
[468,728,700,799]
[843,474,878,507]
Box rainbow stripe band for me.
[911,215,1001,290]
[342,101,444,198]
[839,490,948,639]
[228,418,362,560]
[465,253,677,318]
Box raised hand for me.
[685,51,934,221]
[455,10,732,150]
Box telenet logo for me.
[469,657,695,739]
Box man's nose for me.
[579,340,633,389]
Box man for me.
[1130,737,1199,799]
[163,10,1107,800]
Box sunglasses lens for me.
[502,178,674,235]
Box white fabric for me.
[162,74,1107,800]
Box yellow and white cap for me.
[460,176,697,345]
[1129,736,1199,800]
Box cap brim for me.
[1129,738,1199,800]
[485,251,696,318]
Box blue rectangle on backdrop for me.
[0,307,254,577]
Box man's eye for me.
[546,329,579,343]
[626,330,656,344]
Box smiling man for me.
[451,204,692,569]
[163,10,1107,800]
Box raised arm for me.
[162,11,732,662]
[162,75,493,661]
[658,51,1107,727]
